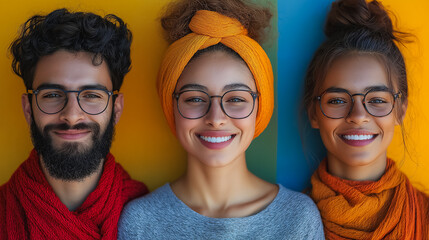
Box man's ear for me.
[113,93,124,125]
[308,105,320,129]
[21,94,32,126]
[396,98,408,126]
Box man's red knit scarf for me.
[0,149,148,239]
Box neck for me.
[40,156,104,211]
[326,152,387,181]
[172,153,274,218]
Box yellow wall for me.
[383,0,429,192]
[0,0,185,190]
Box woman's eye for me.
[185,97,206,103]
[226,97,246,103]
[368,98,387,104]
[327,98,346,104]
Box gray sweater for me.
[118,184,324,240]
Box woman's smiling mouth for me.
[197,132,236,150]
[338,131,378,147]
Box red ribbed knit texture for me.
[0,149,148,239]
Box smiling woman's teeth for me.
[200,135,232,143]
[343,135,374,140]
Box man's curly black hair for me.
[10,8,132,91]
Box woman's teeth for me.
[342,134,374,140]
[200,135,232,143]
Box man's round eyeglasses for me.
[317,88,401,119]
[173,90,259,119]
[27,87,118,115]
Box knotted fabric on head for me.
[157,10,274,138]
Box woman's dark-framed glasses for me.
[27,87,118,115]
[173,90,259,119]
[317,89,401,119]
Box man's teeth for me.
[200,135,232,143]
[343,134,374,140]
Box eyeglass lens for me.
[177,90,255,119]
[35,88,110,115]
[320,90,395,118]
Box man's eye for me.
[82,93,102,99]
[42,93,63,98]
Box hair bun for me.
[325,0,395,40]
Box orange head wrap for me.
[157,10,274,138]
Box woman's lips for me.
[338,130,378,147]
[197,132,236,150]
[53,130,91,140]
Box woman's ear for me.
[308,105,320,129]
[396,98,408,125]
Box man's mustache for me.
[43,123,100,135]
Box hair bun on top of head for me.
[325,0,397,40]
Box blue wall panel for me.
[276,0,335,191]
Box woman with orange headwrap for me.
[118,0,324,239]
[304,0,429,239]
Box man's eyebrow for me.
[179,84,208,91]
[79,84,109,91]
[34,83,65,90]
[33,83,109,91]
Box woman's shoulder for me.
[276,184,319,211]
[274,185,323,228]
[118,183,176,239]
[122,183,174,215]
[118,184,175,234]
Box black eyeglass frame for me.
[316,89,402,119]
[27,87,118,115]
[173,89,259,120]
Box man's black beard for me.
[30,113,115,181]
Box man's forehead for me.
[32,50,112,90]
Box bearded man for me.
[0,8,148,239]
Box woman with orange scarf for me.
[118,0,324,239]
[304,0,429,239]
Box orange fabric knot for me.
[189,10,248,38]
[157,10,274,138]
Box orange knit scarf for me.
[311,158,429,239]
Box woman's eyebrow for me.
[324,87,348,93]
[223,83,251,91]
[179,83,207,91]
[364,85,389,92]
[324,85,389,93]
